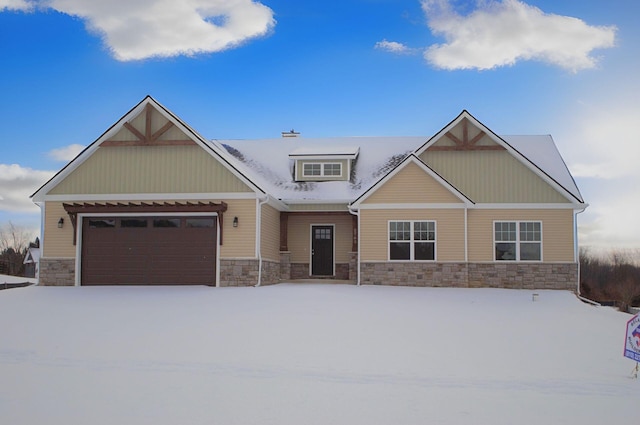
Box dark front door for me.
[311,225,333,276]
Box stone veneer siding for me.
[360,262,577,290]
[39,258,75,286]
[220,259,259,286]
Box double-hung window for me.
[389,221,436,260]
[494,221,541,261]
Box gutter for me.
[347,204,361,286]
[255,194,270,287]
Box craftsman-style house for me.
[32,96,586,289]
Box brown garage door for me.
[81,216,217,285]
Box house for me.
[31,96,587,289]
[22,245,40,278]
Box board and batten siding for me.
[420,150,570,204]
[360,209,465,262]
[362,161,463,204]
[260,204,281,262]
[467,209,574,262]
[49,145,252,195]
[43,202,76,258]
[287,213,353,264]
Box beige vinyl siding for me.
[295,159,350,182]
[43,202,76,258]
[420,150,569,203]
[220,199,256,258]
[363,162,463,204]
[431,119,498,148]
[44,199,256,259]
[360,209,465,261]
[260,204,280,262]
[467,209,574,262]
[49,145,252,195]
[107,107,190,142]
[288,213,353,264]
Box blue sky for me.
[0,0,637,249]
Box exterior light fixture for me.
[233,217,239,227]
[58,218,64,228]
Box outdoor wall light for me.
[58,217,64,228]
[233,216,239,227]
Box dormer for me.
[289,146,360,182]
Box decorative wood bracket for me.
[63,201,228,245]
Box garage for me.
[81,215,217,285]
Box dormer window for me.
[290,145,359,182]
[303,162,342,178]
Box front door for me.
[311,225,334,276]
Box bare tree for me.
[0,222,31,276]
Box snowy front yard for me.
[0,283,635,424]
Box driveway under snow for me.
[0,284,636,424]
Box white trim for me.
[464,207,468,262]
[473,203,585,209]
[310,224,336,277]
[492,220,543,262]
[358,203,466,210]
[75,212,219,286]
[289,154,358,160]
[387,220,437,262]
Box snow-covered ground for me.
[0,274,37,285]
[0,284,636,424]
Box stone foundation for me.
[260,259,281,286]
[39,258,75,286]
[360,262,577,290]
[219,259,259,287]
[280,251,291,281]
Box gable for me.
[34,98,259,199]
[427,118,503,151]
[419,149,570,203]
[361,161,464,204]
[48,145,253,195]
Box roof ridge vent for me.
[282,129,300,138]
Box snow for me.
[0,284,635,424]
[0,274,36,285]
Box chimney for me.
[281,129,300,138]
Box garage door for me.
[81,216,217,285]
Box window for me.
[121,218,147,228]
[88,218,115,228]
[153,218,181,228]
[323,163,341,176]
[186,218,215,228]
[303,163,321,176]
[494,221,541,261]
[389,221,435,261]
[302,162,342,178]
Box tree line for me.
[0,222,37,277]
[580,247,640,311]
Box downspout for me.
[35,202,45,285]
[255,194,270,287]
[574,205,599,305]
[348,205,360,286]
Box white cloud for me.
[0,164,54,213]
[0,0,33,11]
[421,0,616,71]
[48,144,85,162]
[44,0,275,61]
[375,39,415,55]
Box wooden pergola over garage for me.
[63,201,228,286]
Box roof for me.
[219,137,423,202]
[219,133,583,204]
[289,145,360,158]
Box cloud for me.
[0,0,33,11]
[48,144,85,162]
[42,0,275,61]
[0,164,54,213]
[421,0,616,71]
[375,39,415,55]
